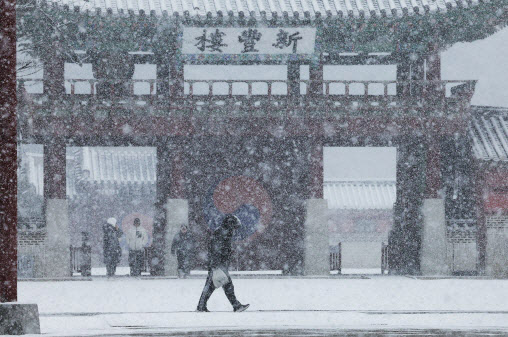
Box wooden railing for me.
[17,78,476,99]
[70,246,153,276]
[17,78,476,115]
[330,242,390,275]
[70,245,90,276]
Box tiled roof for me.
[80,147,157,184]
[470,107,508,162]
[47,0,475,19]
[324,180,396,210]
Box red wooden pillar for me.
[396,56,410,97]
[44,140,67,199]
[156,57,170,98]
[288,60,300,97]
[154,140,171,276]
[169,139,186,199]
[0,0,18,303]
[426,43,442,100]
[43,42,65,99]
[309,54,323,97]
[426,43,441,82]
[156,140,171,206]
[309,139,324,199]
[475,165,487,275]
[425,136,442,199]
[170,57,184,98]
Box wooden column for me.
[44,140,66,199]
[396,56,410,97]
[169,139,187,199]
[43,42,65,99]
[309,54,323,97]
[153,139,171,276]
[397,54,425,97]
[411,57,425,96]
[475,165,487,275]
[170,57,184,97]
[156,139,172,208]
[287,60,300,97]
[0,0,18,303]
[156,56,170,98]
[309,139,323,199]
[426,43,442,101]
[425,136,442,199]
[426,45,441,82]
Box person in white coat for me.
[126,218,148,276]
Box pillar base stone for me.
[420,198,450,276]
[44,199,71,278]
[486,224,508,278]
[0,303,40,335]
[303,199,329,276]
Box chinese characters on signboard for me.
[182,28,316,54]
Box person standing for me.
[103,217,122,277]
[197,214,249,312]
[171,225,195,278]
[126,218,149,276]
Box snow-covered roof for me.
[470,107,508,162]
[324,180,396,210]
[80,147,157,184]
[46,0,472,19]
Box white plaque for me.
[182,27,316,54]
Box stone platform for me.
[0,303,40,335]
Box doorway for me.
[66,146,156,276]
[324,147,396,274]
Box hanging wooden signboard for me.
[182,27,316,55]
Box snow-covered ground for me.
[18,276,508,336]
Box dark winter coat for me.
[171,232,195,255]
[103,224,123,266]
[208,215,240,270]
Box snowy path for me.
[17,276,508,336]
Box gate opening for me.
[67,146,156,276]
[324,147,396,274]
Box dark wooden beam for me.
[20,113,470,142]
[64,52,157,64]
[183,54,314,65]
[323,52,397,65]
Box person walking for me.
[126,218,149,276]
[171,224,195,278]
[103,217,122,277]
[197,214,249,312]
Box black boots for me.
[196,303,250,312]
[233,303,250,312]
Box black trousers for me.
[197,269,240,310]
[177,252,188,273]
[129,250,144,276]
[105,263,117,277]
